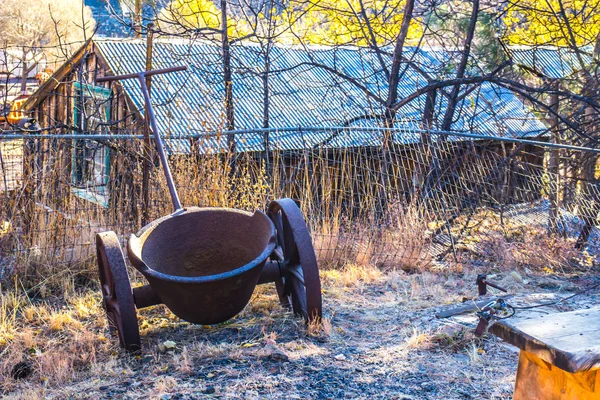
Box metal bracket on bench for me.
[474,298,513,336]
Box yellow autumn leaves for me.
[295,0,423,45]
[503,0,600,46]
[159,0,422,45]
[160,0,600,47]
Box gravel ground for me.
[4,267,600,399]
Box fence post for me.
[141,24,154,225]
[576,105,599,248]
[548,85,560,234]
[412,88,437,197]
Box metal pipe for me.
[257,260,281,285]
[133,284,162,309]
[3,125,600,154]
[95,66,187,83]
[0,134,146,139]
[137,73,182,211]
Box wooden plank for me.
[513,351,599,399]
[490,307,600,373]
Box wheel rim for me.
[268,199,322,323]
[96,231,141,351]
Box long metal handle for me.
[137,75,181,211]
[97,66,187,212]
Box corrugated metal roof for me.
[95,38,547,153]
[509,46,593,79]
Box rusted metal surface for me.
[94,67,323,350]
[476,274,508,296]
[132,284,161,309]
[473,298,513,336]
[257,260,282,285]
[267,199,322,323]
[96,198,323,351]
[127,207,276,324]
[96,232,141,351]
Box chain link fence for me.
[1,126,599,283]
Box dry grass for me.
[3,136,590,294]
[0,258,589,398]
[447,210,584,273]
[1,137,597,398]
[0,281,114,392]
[2,139,439,290]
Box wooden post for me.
[141,24,154,224]
[262,43,271,177]
[576,105,599,248]
[413,88,437,196]
[513,351,599,400]
[548,86,560,234]
[20,47,28,94]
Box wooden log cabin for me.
[17,38,548,221]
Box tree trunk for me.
[221,0,236,175]
[377,0,414,217]
[134,0,142,38]
[384,0,415,121]
[20,48,28,94]
[440,0,479,132]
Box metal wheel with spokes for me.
[267,199,322,323]
[96,231,141,351]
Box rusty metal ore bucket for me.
[95,67,322,352]
[127,207,276,325]
[97,199,322,352]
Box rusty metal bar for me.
[257,260,282,285]
[3,126,600,154]
[141,24,155,225]
[133,284,162,309]
[477,274,508,296]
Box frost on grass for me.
[2,260,595,399]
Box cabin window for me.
[71,82,112,207]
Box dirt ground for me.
[2,265,599,399]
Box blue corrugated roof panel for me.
[509,46,593,79]
[95,38,547,153]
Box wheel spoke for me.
[272,212,287,257]
[287,263,305,285]
[289,277,307,319]
[102,283,113,299]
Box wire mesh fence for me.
[1,126,600,283]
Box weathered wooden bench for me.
[490,307,600,400]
